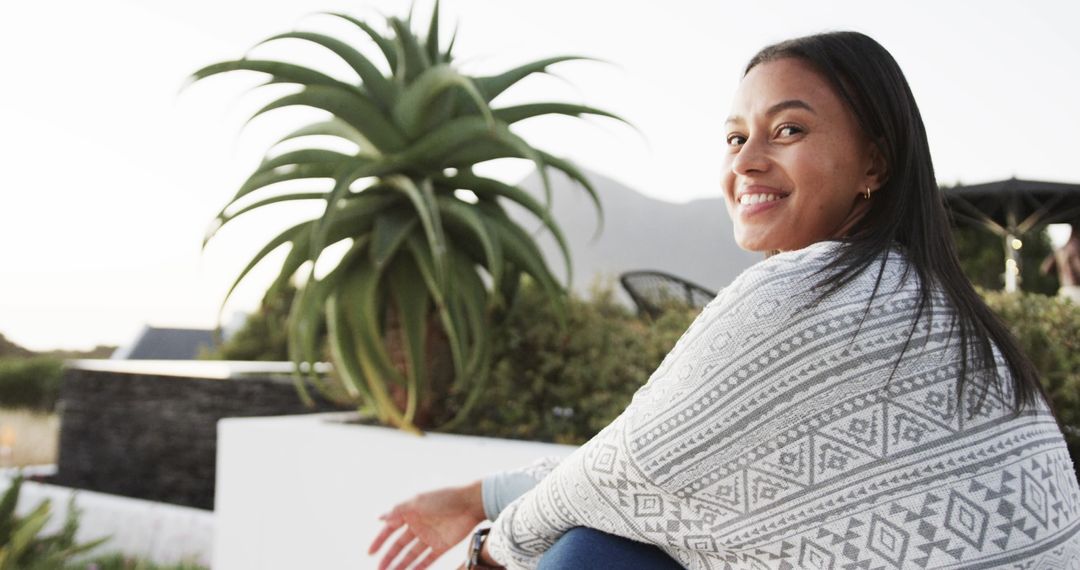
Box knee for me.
[537,527,683,570]
[537,527,602,569]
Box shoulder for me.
[716,240,916,316]
[723,240,846,299]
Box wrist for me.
[467,527,499,569]
[461,480,487,523]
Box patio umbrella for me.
[943,177,1080,291]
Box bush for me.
[0,474,108,569]
[0,357,64,411]
[441,281,697,444]
[981,290,1080,455]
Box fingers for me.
[378,529,416,570]
[369,511,403,555]
[390,540,429,570]
[415,549,447,570]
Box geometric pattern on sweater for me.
[487,240,1080,569]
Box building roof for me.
[111,326,218,360]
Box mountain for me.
[509,168,762,306]
[0,332,34,358]
[0,332,116,359]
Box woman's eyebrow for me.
[724,99,817,126]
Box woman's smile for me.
[735,185,790,218]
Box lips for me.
[738,193,787,206]
[735,186,789,218]
[736,185,790,204]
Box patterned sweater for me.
[487,240,1080,569]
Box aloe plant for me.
[189,2,626,432]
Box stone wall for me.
[49,362,351,511]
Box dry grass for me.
[0,407,59,467]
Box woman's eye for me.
[726,134,746,146]
[777,125,803,137]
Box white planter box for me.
[213,412,577,570]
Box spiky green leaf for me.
[186,59,355,93]
[323,13,399,71]
[387,256,431,422]
[393,65,493,139]
[437,172,572,285]
[537,151,604,240]
[248,85,407,152]
[425,0,441,64]
[370,208,419,270]
[274,118,375,152]
[434,194,504,288]
[254,31,398,109]
[473,56,592,102]
[493,102,629,126]
[388,17,431,83]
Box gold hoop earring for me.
[864,187,872,200]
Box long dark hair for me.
[746,31,1048,416]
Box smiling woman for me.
[370,31,1080,570]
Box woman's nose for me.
[730,136,770,176]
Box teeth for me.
[739,193,785,206]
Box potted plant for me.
[189,2,626,433]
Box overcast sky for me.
[2,0,1078,351]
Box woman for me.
[370,31,1080,569]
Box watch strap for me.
[467,527,492,569]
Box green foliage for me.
[442,280,697,444]
[980,290,1080,457]
[191,3,626,432]
[952,225,1058,294]
[204,283,301,362]
[0,357,64,411]
[0,474,109,570]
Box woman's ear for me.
[864,139,889,190]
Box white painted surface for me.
[214,412,577,570]
[66,359,331,380]
[0,472,213,566]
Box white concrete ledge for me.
[65,359,331,381]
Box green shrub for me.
[0,357,64,411]
[981,290,1080,455]
[441,280,697,444]
[0,474,108,570]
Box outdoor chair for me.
[619,271,717,320]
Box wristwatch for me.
[466,527,494,569]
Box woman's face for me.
[721,57,885,252]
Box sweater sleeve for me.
[482,456,563,521]
[486,248,829,569]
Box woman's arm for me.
[482,456,563,520]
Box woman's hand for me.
[369,480,487,570]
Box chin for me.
[734,233,780,253]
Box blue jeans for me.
[536,527,684,569]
